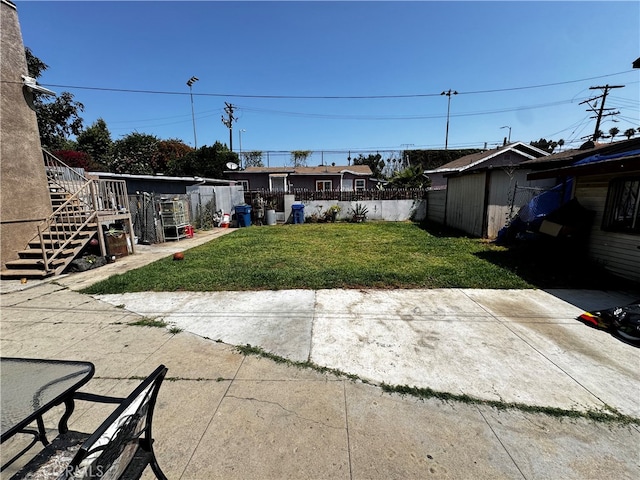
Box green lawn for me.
[82,222,629,295]
[82,222,537,294]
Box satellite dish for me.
[226,162,239,170]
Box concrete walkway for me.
[1,229,639,479]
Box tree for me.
[53,150,105,172]
[290,150,311,167]
[594,130,605,141]
[386,165,427,189]
[353,153,385,179]
[243,151,264,168]
[608,127,619,143]
[110,132,159,174]
[624,128,636,140]
[176,142,238,178]
[156,139,193,175]
[25,48,84,150]
[530,138,563,153]
[76,118,113,169]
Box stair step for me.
[40,232,94,241]
[0,269,53,279]
[28,238,84,246]
[49,223,98,231]
[3,258,65,269]
[18,248,76,258]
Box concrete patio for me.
[1,229,639,479]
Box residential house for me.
[1,0,52,270]
[88,172,233,195]
[424,142,551,238]
[1,0,133,278]
[225,165,374,192]
[527,137,640,283]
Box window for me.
[316,180,332,191]
[355,179,366,191]
[238,180,249,191]
[602,177,640,233]
[342,179,353,191]
[269,175,287,192]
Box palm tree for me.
[608,127,619,143]
[624,128,636,140]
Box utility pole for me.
[221,102,236,151]
[441,89,458,150]
[579,85,623,141]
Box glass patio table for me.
[0,357,95,471]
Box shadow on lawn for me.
[475,240,636,291]
[418,219,638,292]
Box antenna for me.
[226,162,239,170]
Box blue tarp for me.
[573,148,640,166]
[517,178,574,223]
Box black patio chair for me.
[10,365,168,480]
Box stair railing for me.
[37,181,99,274]
[43,149,91,204]
[37,150,94,272]
[37,150,132,274]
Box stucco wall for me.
[1,0,53,267]
[297,199,426,222]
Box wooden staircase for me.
[1,181,99,279]
[1,150,132,280]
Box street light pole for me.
[501,125,512,144]
[441,89,458,150]
[186,76,199,149]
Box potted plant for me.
[350,203,368,223]
[324,205,341,223]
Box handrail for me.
[36,180,98,273]
[42,149,89,197]
[36,150,132,274]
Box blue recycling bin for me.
[235,204,252,227]
[292,204,305,224]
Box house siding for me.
[576,174,640,283]
[290,174,341,191]
[426,189,446,224]
[446,173,486,237]
[228,171,372,192]
[486,170,556,239]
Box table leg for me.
[36,416,49,446]
[58,398,75,434]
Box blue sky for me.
[16,1,640,166]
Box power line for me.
[18,70,632,100]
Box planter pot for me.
[105,232,129,258]
[265,209,276,225]
[354,215,365,223]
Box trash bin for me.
[292,204,305,224]
[235,205,252,227]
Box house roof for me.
[423,142,549,175]
[232,165,373,176]
[522,137,640,171]
[89,172,231,185]
[527,153,640,180]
